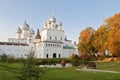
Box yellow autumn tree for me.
[78,13,120,57]
[104,13,120,56]
[78,27,95,56]
[92,25,108,55]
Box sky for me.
[0,0,120,42]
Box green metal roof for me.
[63,45,75,49]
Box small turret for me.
[15,27,22,39]
[16,27,22,34]
[47,21,51,29]
[29,28,35,36]
[34,29,41,43]
[28,28,35,43]
[43,22,47,29]
[57,22,62,30]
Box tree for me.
[78,13,120,57]
[19,51,44,80]
[92,25,108,55]
[78,27,95,56]
[107,27,120,56]
[105,13,120,56]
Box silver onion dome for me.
[49,16,56,22]
[29,28,35,35]
[20,21,30,30]
[16,27,22,33]
[57,22,62,26]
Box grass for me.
[41,67,120,80]
[0,63,20,80]
[96,62,120,71]
[0,70,18,80]
[0,62,120,80]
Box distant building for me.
[0,16,78,58]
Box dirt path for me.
[76,69,120,74]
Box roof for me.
[0,42,28,46]
[35,29,41,39]
[63,45,75,49]
[65,37,72,42]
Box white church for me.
[0,16,77,58]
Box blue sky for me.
[0,0,120,42]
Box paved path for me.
[76,69,120,74]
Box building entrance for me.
[53,53,56,58]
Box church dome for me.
[49,16,56,22]
[35,29,41,39]
[57,22,62,26]
[47,21,51,24]
[20,21,30,30]
[57,22,62,30]
[44,22,47,26]
[16,27,22,33]
[43,22,47,28]
[29,28,35,35]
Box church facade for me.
[0,17,77,58]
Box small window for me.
[50,36,52,40]
[59,54,61,58]
[48,44,50,46]
[61,37,62,40]
[55,36,57,40]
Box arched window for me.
[53,53,56,58]
[48,44,50,46]
[46,54,48,58]
[50,36,51,40]
[55,36,57,40]
[59,54,61,58]
[51,44,52,47]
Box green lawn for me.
[41,67,120,80]
[97,62,120,71]
[0,70,18,80]
[0,62,120,80]
[0,63,21,80]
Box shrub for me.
[85,62,96,69]
[18,51,45,80]
[71,59,80,66]
[80,54,91,60]
[71,54,79,59]
[71,54,80,66]
[0,54,8,62]
[7,56,15,64]
[36,58,71,65]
